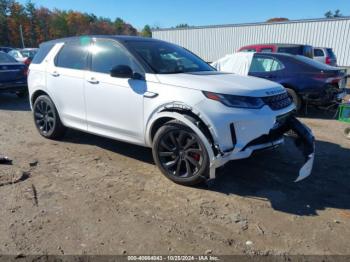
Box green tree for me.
[325,10,333,18]
[0,0,13,45]
[114,17,124,34]
[176,23,189,28]
[141,24,152,37]
[325,9,342,18]
[334,9,342,17]
[25,0,37,46]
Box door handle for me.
[87,77,99,84]
[51,71,60,77]
[143,91,158,98]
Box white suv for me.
[28,36,315,185]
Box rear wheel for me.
[152,120,209,186]
[286,88,302,113]
[33,95,66,139]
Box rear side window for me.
[32,44,54,64]
[277,46,302,55]
[241,48,256,52]
[250,57,284,73]
[261,48,273,53]
[326,48,336,59]
[314,49,324,57]
[55,41,88,70]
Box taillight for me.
[325,56,331,65]
[24,58,30,66]
[23,67,28,76]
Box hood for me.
[155,71,285,97]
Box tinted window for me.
[314,49,324,57]
[250,57,284,73]
[32,44,54,64]
[55,41,88,70]
[91,40,140,74]
[127,40,214,74]
[241,48,256,52]
[326,48,336,59]
[261,48,273,53]
[277,46,302,55]
[0,52,17,63]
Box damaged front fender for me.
[286,117,315,182]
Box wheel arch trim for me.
[145,111,217,179]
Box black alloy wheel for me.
[153,120,209,185]
[33,95,66,139]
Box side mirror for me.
[110,65,133,78]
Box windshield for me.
[0,52,17,63]
[127,41,215,74]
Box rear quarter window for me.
[32,44,54,64]
[314,49,324,57]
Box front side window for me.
[127,40,214,74]
[250,57,284,73]
[55,41,88,70]
[91,40,141,74]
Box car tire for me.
[286,88,302,113]
[33,95,66,139]
[152,120,209,186]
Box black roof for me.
[41,35,162,46]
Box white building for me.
[152,17,350,66]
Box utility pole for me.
[19,24,25,48]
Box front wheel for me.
[152,120,209,186]
[33,95,66,139]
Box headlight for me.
[203,91,265,109]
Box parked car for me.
[0,47,14,53]
[313,47,337,66]
[0,51,28,97]
[8,48,38,64]
[28,36,315,185]
[239,44,314,58]
[212,52,347,112]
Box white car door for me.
[46,40,89,131]
[85,39,146,145]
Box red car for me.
[238,43,314,58]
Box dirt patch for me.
[0,93,350,255]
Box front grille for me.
[262,92,292,111]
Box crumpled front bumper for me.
[209,116,315,182]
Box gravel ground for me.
[0,93,349,256]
